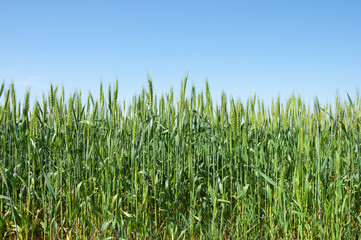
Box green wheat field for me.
[0,79,360,239]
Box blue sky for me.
[1,1,360,106]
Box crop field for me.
[0,79,360,239]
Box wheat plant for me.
[0,80,360,239]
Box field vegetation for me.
[0,79,360,239]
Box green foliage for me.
[0,80,360,239]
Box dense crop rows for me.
[0,79,360,239]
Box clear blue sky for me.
[1,1,360,106]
